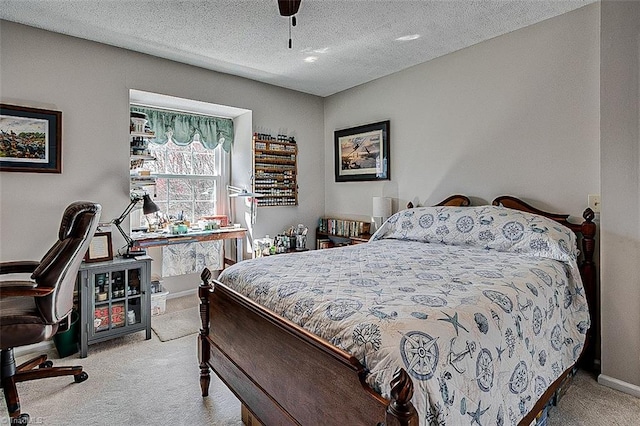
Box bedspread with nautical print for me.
[218,206,590,425]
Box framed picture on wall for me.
[0,104,62,173]
[334,120,389,182]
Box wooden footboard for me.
[198,268,417,426]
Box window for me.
[129,91,249,232]
[146,134,222,224]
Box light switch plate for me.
[588,194,601,213]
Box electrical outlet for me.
[588,194,601,213]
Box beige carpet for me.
[1,295,242,426]
[151,306,200,342]
[547,370,640,425]
[1,295,639,425]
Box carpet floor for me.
[151,306,200,342]
[1,295,639,425]
[0,295,241,426]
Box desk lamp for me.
[113,193,159,257]
[226,185,262,198]
[227,185,263,225]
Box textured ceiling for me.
[0,0,595,97]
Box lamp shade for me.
[372,196,392,219]
[142,194,160,215]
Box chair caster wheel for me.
[39,360,53,368]
[74,371,88,383]
[11,413,29,425]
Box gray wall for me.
[599,0,640,393]
[0,21,325,293]
[324,4,600,219]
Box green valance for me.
[131,106,233,152]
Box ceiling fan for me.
[278,0,302,48]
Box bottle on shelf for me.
[252,133,298,207]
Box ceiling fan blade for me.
[278,0,301,17]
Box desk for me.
[131,227,247,266]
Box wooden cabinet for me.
[316,218,371,248]
[253,135,298,207]
[77,256,152,357]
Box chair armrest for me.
[0,281,55,298]
[0,261,40,275]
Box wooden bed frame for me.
[198,195,596,426]
[406,193,471,209]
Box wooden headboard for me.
[492,195,597,372]
[407,194,471,209]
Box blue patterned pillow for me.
[371,205,578,262]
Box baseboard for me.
[167,288,197,300]
[598,374,640,398]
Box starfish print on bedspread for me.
[438,311,469,336]
[467,400,490,426]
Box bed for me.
[197,195,596,425]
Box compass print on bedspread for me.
[476,348,494,392]
[509,360,530,394]
[400,331,439,381]
[325,298,362,321]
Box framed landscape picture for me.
[334,120,389,182]
[0,104,62,173]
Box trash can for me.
[53,310,79,358]
[151,285,169,316]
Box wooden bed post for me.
[579,208,598,371]
[198,268,212,397]
[579,208,596,292]
[386,369,418,426]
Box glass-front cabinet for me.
[77,256,152,357]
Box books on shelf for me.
[316,238,333,249]
[318,218,371,237]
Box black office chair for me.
[0,201,101,425]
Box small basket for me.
[151,286,169,316]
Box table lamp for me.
[113,193,159,257]
[372,196,392,231]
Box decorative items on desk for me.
[204,221,220,231]
[139,211,229,235]
[167,210,189,235]
[168,223,189,235]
